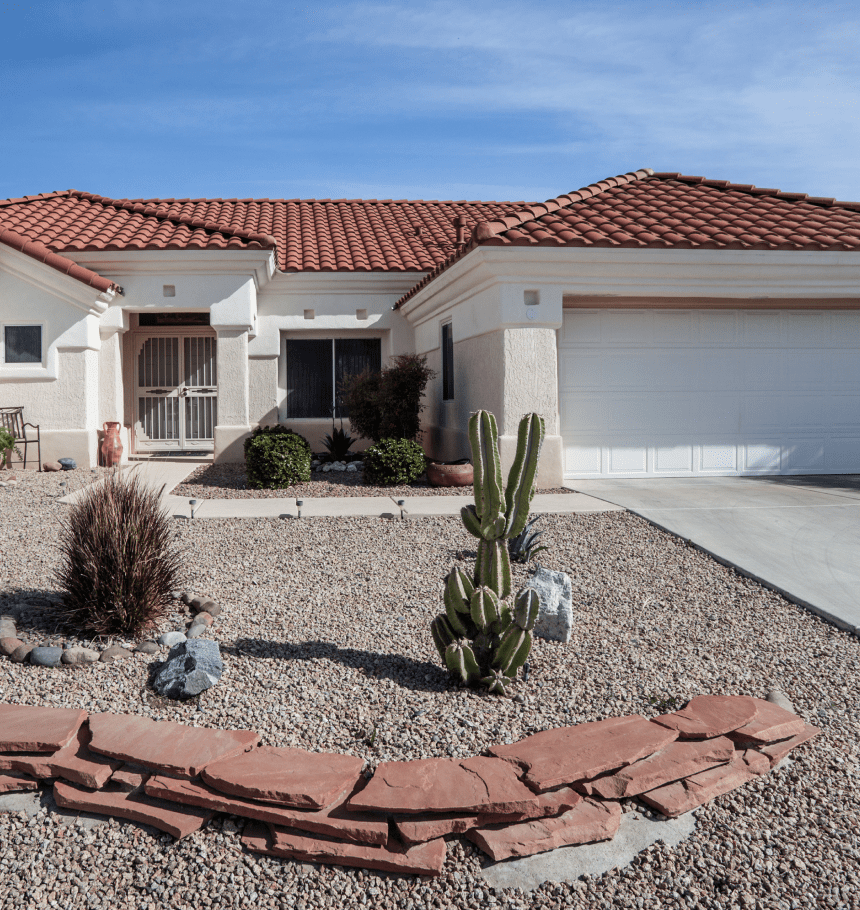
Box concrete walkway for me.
[163,490,621,519]
[572,476,860,636]
[58,461,200,505]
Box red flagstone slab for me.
[54,781,214,839]
[0,704,88,753]
[112,765,151,793]
[348,755,539,816]
[146,775,388,845]
[589,737,736,799]
[729,698,806,745]
[201,745,363,810]
[242,822,446,876]
[489,716,678,791]
[652,695,757,739]
[756,725,821,768]
[0,723,120,789]
[87,713,260,779]
[395,786,582,845]
[639,749,771,817]
[0,772,38,793]
[467,798,622,861]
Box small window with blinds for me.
[286,338,381,419]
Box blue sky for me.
[1,0,858,203]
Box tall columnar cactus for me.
[430,410,545,696]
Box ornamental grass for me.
[54,470,181,637]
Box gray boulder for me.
[152,639,223,700]
[528,565,573,644]
[61,647,100,665]
[30,646,63,667]
[158,631,186,648]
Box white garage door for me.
[559,309,860,478]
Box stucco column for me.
[98,326,130,462]
[498,327,563,487]
[214,328,251,462]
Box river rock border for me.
[0,591,226,669]
[0,696,820,876]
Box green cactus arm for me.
[493,625,527,671]
[445,641,481,685]
[445,568,472,614]
[503,629,532,677]
[514,587,541,631]
[470,586,500,631]
[486,538,512,599]
[474,539,491,588]
[504,413,545,540]
[497,598,513,631]
[431,615,457,660]
[460,504,483,539]
[471,411,505,533]
[445,598,469,636]
[468,412,486,520]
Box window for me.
[286,338,381,418]
[441,321,454,400]
[4,325,42,364]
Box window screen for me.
[335,338,381,417]
[4,326,42,364]
[286,338,381,419]
[286,339,333,418]
[441,322,454,400]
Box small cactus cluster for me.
[430,410,545,696]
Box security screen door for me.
[135,333,217,451]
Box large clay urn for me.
[426,458,473,487]
[101,422,123,468]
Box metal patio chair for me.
[0,406,41,471]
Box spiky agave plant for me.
[430,410,545,695]
[54,470,181,637]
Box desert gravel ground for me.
[0,469,858,910]
[172,462,572,499]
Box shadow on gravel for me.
[228,638,449,693]
[0,586,73,639]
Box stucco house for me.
[2,168,860,486]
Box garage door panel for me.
[826,437,860,471]
[560,309,860,478]
[699,311,738,343]
[742,350,784,388]
[655,444,694,473]
[783,440,825,472]
[742,312,782,346]
[559,352,602,390]
[743,441,782,473]
[702,442,739,472]
[743,395,785,431]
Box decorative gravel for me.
[172,462,572,499]
[0,469,858,910]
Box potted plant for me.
[0,427,20,470]
[426,457,473,487]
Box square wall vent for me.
[163,285,176,297]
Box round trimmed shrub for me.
[362,438,427,486]
[244,426,312,489]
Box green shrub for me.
[244,425,311,489]
[341,354,435,442]
[0,427,20,468]
[54,471,181,637]
[362,438,427,485]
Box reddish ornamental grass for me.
[54,471,181,637]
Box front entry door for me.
[134,333,217,452]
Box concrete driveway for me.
[571,475,860,635]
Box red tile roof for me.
[0,191,529,273]
[395,169,860,306]
[0,225,121,295]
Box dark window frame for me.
[3,324,43,365]
[441,321,454,401]
[285,337,382,419]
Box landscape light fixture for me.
[396,499,405,520]
[296,499,304,519]
[189,499,197,520]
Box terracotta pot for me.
[427,459,473,487]
[101,422,123,468]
